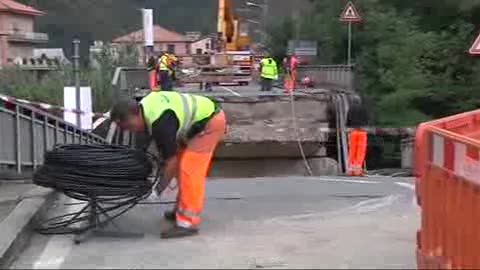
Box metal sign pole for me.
[142,9,154,63]
[72,39,81,128]
[347,22,352,65]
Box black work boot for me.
[161,226,199,239]
[163,210,176,222]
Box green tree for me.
[272,0,480,127]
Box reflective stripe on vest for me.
[178,93,198,139]
[140,91,215,141]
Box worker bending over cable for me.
[111,91,226,238]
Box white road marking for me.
[316,178,380,184]
[267,195,399,222]
[352,195,399,213]
[33,197,80,269]
[249,177,381,185]
[33,236,73,269]
[395,182,419,207]
[221,86,242,97]
[395,182,415,190]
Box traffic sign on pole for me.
[340,1,362,23]
[469,32,480,55]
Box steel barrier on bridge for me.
[0,99,105,173]
[416,109,480,269]
[297,65,355,91]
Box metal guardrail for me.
[112,66,150,101]
[0,99,106,173]
[297,65,355,91]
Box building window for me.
[205,42,210,50]
[196,48,203,55]
[167,44,175,54]
[11,22,20,32]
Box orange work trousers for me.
[175,110,227,228]
[149,70,158,90]
[284,70,298,92]
[348,128,367,176]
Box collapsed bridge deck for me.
[97,86,355,177]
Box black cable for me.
[33,144,158,235]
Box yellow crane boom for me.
[217,0,251,51]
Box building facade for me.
[191,36,215,55]
[112,25,191,64]
[0,0,47,67]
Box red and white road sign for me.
[469,32,480,55]
[340,1,362,23]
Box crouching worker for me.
[111,91,226,238]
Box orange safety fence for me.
[415,109,480,269]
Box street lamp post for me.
[72,39,81,128]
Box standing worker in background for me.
[259,54,278,92]
[111,91,226,238]
[346,97,368,176]
[158,52,175,90]
[289,53,299,90]
[283,53,298,92]
[166,52,178,84]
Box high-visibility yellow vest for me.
[140,91,216,140]
[159,54,170,71]
[261,58,278,79]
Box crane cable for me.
[287,74,314,176]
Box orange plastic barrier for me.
[416,109,480,269]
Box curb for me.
[0,187,56,268]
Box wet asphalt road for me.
[11,176,418,269]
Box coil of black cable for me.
[33,144,157,234]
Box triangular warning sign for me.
[340,1,362,23]
[470,32,480,55]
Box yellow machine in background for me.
[217,0,251,51]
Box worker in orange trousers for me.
[346,98,368,176]
[348,128,367,176]
[283,54,298,92]
[111,91,226,238]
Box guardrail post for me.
[44,115,48,151]
[79,130,83,145]
[14,106,21,173]
[72,128,76,143]
[31,111,37,169]
[54,120,59,145]
[64,125,68,143]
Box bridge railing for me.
[0,99,105,173]
[297,65,355,91]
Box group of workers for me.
[148,52,295,93]
[258,53,299,92]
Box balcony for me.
[6,31,49,43]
